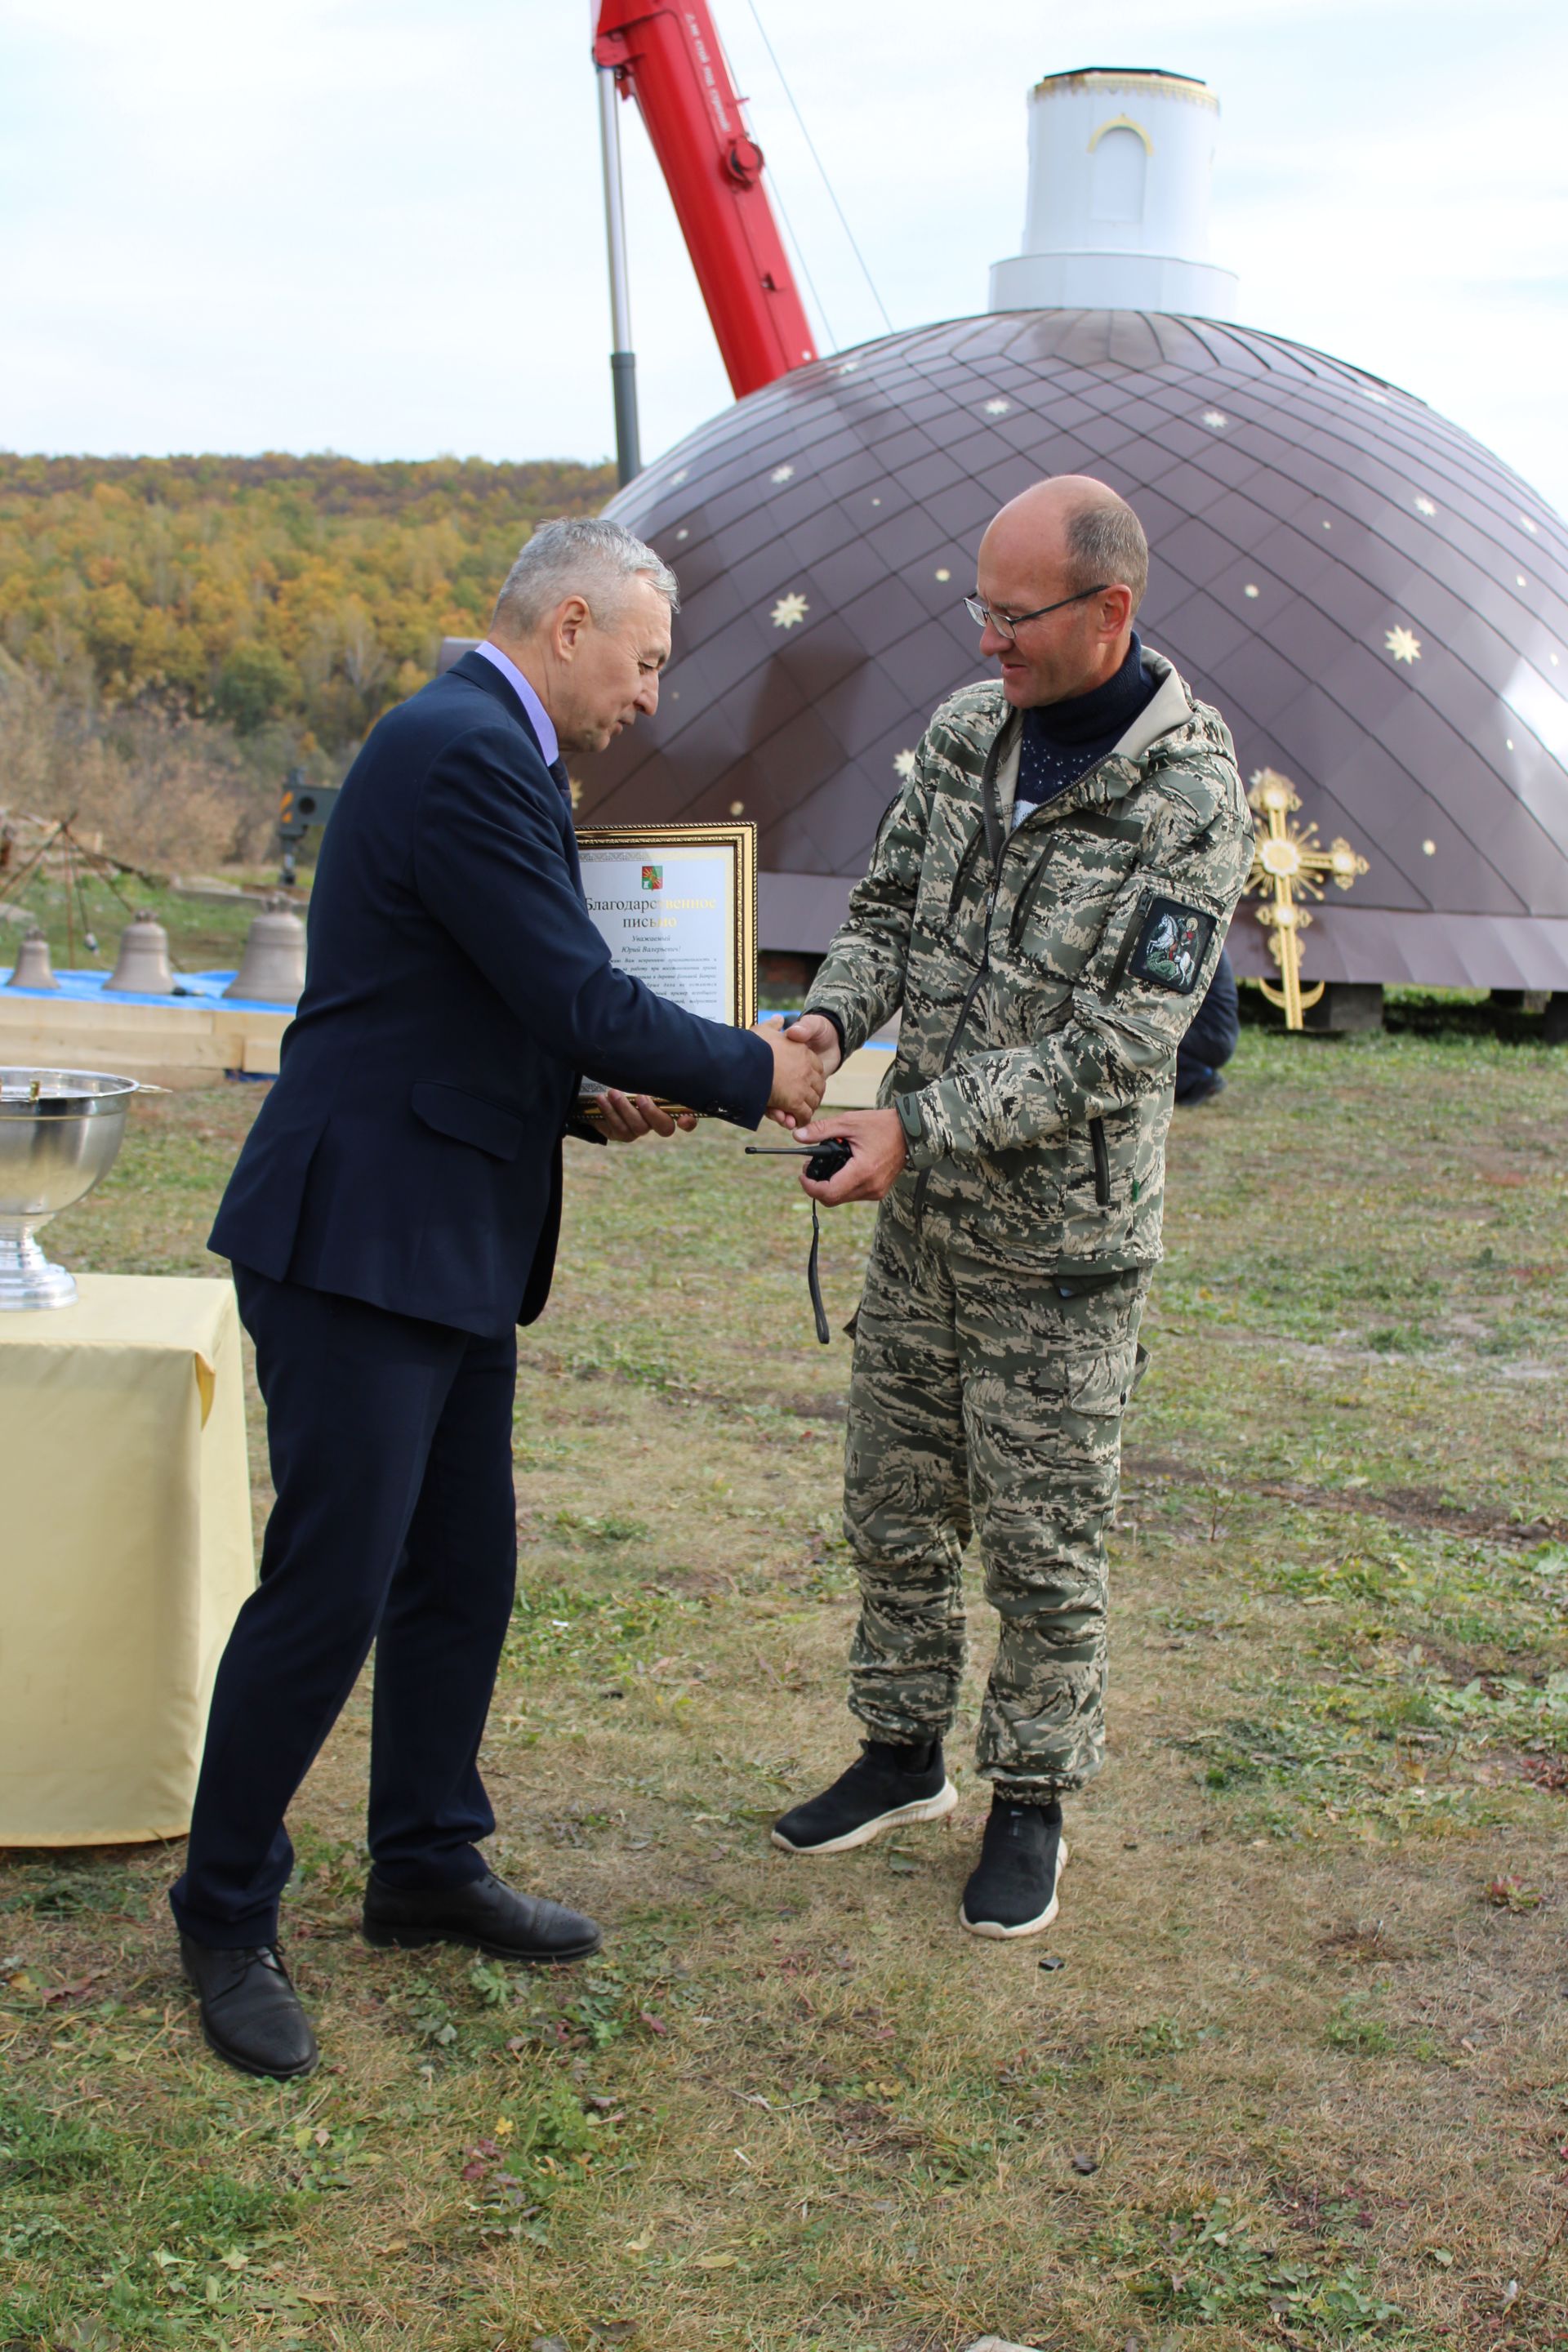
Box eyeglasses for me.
[963,586,1111,644]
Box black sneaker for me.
[772,1739,956,1855]
[958,1796,1067,1939]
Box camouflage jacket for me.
[804,650,1254,1271]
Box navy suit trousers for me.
[169,1267,519,1949]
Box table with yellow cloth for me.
[0,1274,255,1846]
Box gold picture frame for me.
[575,821,758,1115]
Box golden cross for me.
[1246,769,1370,1029]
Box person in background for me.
[1174,945,1239,1105]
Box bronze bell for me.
[5,929,58,991]
[104,910,175,996]
[223,904,307,1004]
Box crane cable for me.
[705,7,840,351]
[740,0,895,337]
[744,127,841,352]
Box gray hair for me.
[1064,497,1149,615]
[492,515,679,635]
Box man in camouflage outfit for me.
[771,476,1253,1937]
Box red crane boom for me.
[593,0,818,400]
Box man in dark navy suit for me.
[171,518,826,2079]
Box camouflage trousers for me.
[843,1205,1149,1799]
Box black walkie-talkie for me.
[744,1138,855,1341]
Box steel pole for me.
[596,63,642,486]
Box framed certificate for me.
[576,822,757,1113]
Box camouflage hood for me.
[805,648,1254,1271]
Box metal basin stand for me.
[0,1070,140,1310]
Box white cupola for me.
[989,68,1239,319]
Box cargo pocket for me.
[1054,1265,1129,1300]
[1067,1336,1142,1418]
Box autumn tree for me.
[0,452,617,752]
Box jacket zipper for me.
[1007,844,1058,953]
[1089,1115,1110,1206]
[944,820,987,929]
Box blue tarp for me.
[0,968,292,1013]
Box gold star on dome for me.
[983,398,1012,416]
[1200,409,1228,430]
[670,469,689,486]
[1385,625,1422,665]
[770,464,795,484]
[770,591,809,630]
[1413,494,1437,517]
[893,749,918,780]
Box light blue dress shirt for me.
[474,639,559,768]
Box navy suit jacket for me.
[211,651,773,1336]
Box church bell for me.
[4,929,59,991]
[104,911,175,996]
[223,904,307,1004]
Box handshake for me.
[597,1013,906,1209]
[756,1009,841,1125]
[590,1011,839,1143]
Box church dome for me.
[582,307,1568,988]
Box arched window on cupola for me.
[1089,120,1149,224]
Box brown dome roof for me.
[583,308,1568,988]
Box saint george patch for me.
[1128,895,1215,996]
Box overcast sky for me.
[2,0,1566,514]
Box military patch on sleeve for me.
[1128,896,1216,996]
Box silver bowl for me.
[0,1069,140,1310]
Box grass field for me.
[2,1026,1566,2352]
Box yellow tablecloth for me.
[0,1274,255,1846]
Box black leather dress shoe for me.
[361,1869,601,1964]
[179,1936,319,2080]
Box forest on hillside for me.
[0,452,615,868]
[0,452,614,747]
